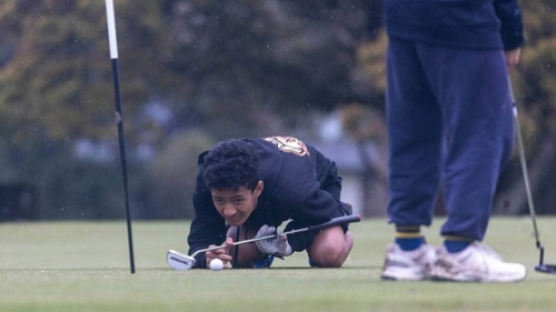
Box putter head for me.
[535,264,556,274]
[167,250,196,270]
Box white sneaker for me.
[381,243,436,281]
[432,243,527,282]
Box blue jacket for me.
[384,0,524,50]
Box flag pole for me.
[105,0,135,274]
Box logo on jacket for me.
[264,136,310,157]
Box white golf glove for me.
[254,225,293,257]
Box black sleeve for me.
[315,149,342,200]
[287,187,346,252]
[277,148,346,252]
[494,0,525,50]
[187,172,226,269]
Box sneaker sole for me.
[431,270,527,283]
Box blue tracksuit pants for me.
[386,37,514,241]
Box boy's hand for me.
[254,225,293,257]
[205,237,233,269]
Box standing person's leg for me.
[417,45,525,282]
[386,38,443,229]
[381,37,442,281]
[418,46,514,242]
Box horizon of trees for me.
[0,0,553,220]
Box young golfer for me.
[187,136,354,269]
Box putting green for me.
[1,217,555,311]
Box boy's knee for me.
[311,246,346,267]
[308,229,353,268]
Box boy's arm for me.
[281,152,348,252]
[187,174,226,268]
[286,189,349,252]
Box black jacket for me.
[187,137,346,268]
[384,0,524,50]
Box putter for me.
[167,214,361,270]
[509,77,556,274]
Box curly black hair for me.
[202,139,260,191]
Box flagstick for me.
[105,0,135,274]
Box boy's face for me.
[211,181,264,226]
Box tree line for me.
[0,0,553,219]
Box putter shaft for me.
[189,214,361,258]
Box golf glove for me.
[255,225,293,257]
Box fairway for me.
[1,218,555,312]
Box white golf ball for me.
[210,258,224,271]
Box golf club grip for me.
[301,214,361,233]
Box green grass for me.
[1,217,556,311]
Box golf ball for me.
[210,258,224,271]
